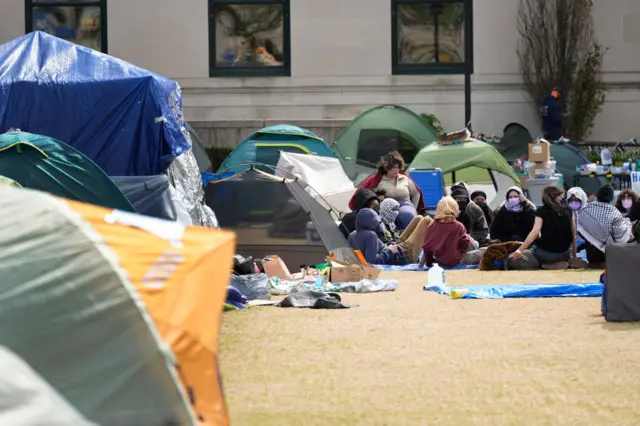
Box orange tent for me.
[68,200,235,426]
[0,185,234,425]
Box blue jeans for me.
[534,247,571,264]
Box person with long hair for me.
[368,152,420,229]
[490,187,536,243]
[615,189,638,218]
[348,151,427,219]
[511,186,577,269]
[418,196,485,268]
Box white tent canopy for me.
[276,152,356,214]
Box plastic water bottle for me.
[427,263,446,287]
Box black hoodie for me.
[339,189,380,239]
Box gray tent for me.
[187,123,213,173]
[205,165,358,269]
[0,185,197,425]
[112,175,193,225]
[0,346,96,426]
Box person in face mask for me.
[615,189,638,218]
[512,185,578,269]
[490,187,537,243]
[379,198,433,263]
[567,187,587,215]
[450,183,489,246]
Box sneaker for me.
[541,261,569,270]
[569,258,589,269]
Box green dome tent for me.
[409,140,520,209]
[0,132,134,211]
[332,105,439,166]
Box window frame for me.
[391,0,473,75]
[208,0,291,78]
[25,0,108,53]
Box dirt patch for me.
[220,270,640,425]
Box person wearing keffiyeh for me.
[577,184,632,265]
[379,198,433,262]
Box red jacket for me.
[422,220,471,267]
[349,173,426,213]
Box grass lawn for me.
[220,270,640,425]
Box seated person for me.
[379,198,433,263]
[349,151,427,217]
[490,187,536,242]
[339,188,380,239]
[419,196,486,268]
[450,183,490,246]
[578,184,632,265]
[475,200,494,228]
[511,186,577,270]
[347,208,408,265]
[615,189,638,218]
[567,187,587,216]
[470,190,487,204]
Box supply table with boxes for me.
[526,139,564,206]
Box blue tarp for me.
[0,32,190,176]
[376,264,478,271]
[425,283,602,299]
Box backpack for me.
[632,220,640,243]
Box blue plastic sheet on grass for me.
[424,282,602,299]
[376,264,478,272]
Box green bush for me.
[205,147,233,171]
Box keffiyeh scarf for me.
[380,198,400,233]
[578,201,631,252]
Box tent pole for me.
[488,168,498,190]
[464,72,472,132]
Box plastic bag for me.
[230,274,270,301]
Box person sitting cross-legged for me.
[418,196,486,268]
[379,198,433,263]
[490,187,536,243]
[578,184,632,266]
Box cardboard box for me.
[528,139,551,163]
[329,263,382,283]
[262,255,292,280]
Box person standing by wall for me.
[541,87,563,141]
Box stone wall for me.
[189,120,351,149]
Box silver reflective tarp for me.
[168,146,219,228]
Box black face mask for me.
[457,201,468,214]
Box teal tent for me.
[0,132,134,211]
[218,125,336,172]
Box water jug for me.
[600,148,612,166]
[427,263,446,287]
